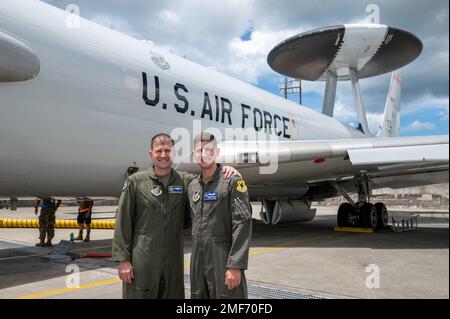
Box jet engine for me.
[260,200,316,225]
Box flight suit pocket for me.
[232,197,252,223]
[204,193,227,218]
[189,197,202,220]
[169,195,184,210]
[137,189,160,209]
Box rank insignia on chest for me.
[151,185,162,196]
[236,180,247,193]
[169,186,184,194]
[204,192,218,201]
[192,191,201,202]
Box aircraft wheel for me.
[359,203,378,229]
[374,202,388,229]
[337,203,355,227]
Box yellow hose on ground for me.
[0,219,116,229]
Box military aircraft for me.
[0,1,448,228]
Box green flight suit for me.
[112,167,195,299]
[188,165,252,299]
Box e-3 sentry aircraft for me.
[0,1,448,228]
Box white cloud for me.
[403,121,437,132]
[225,28,303,83]
[401,94,449,114]
[438,110,449,121]
[333,99,384,135]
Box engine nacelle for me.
[260,200,316,225]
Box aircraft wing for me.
[214,135,448,197]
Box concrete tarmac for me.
[0,205,448,299]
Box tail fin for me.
[377,72,401,137]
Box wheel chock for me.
[334,227,374,233]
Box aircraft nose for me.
[0,30,40,82]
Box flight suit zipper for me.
[200,183,205,243]
[161,182,167,280]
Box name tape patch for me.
[203,192,218,201]
[169,186,184,194]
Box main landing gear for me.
[334,174,389,230]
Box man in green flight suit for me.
[188,132,252,299]
[112,133,239,299]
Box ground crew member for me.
[188,132,252,299]
[35,198,61,247]
[112,133,239,299]
[75,200,94,242]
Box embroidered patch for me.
[168,186,183,194]
[236,180,247,193]
[151,185,162,196]
[192,191,201,202]
[204,192,218,201]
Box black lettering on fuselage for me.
[142,72,159,106]
[215,95,220,122]
[241,104,251,128]
[263,111,272,133]
[221,97,232,125]
[201,92,213,120]
[273,114,282,136]
[282,116,291,139]
[253,108,263,132]
[174,83,189,113]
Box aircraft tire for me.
[374,202,389,229]
[359,203,378,229]
[337,203,354,227]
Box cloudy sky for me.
[42,0,449,136]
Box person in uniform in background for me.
[112,133,239,299]
[35,198,62,247]
[188,132,252,299]
[75,200,94,242]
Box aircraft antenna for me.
[279,77,302,105]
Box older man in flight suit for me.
[188,132,252,299]
[112,133,238,299]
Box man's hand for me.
[225,268,241,290]
[222,166,240,179]
[118,261,134,283]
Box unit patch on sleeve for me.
[236,180,247,193]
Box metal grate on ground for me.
[183,275,325,299]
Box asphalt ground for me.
[0,205,448,299]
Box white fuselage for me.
[0,1,365,197]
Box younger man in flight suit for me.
[188,132,252,299]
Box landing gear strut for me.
[334,174,388,230]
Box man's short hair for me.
[194,132,217,148]
[150,133,175,150]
